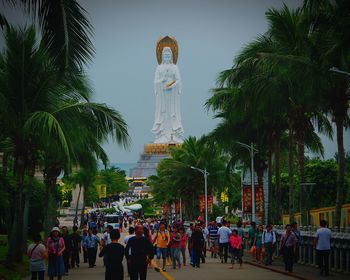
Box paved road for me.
[64,253,296,280]
[55,230,295,280]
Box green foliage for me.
[149,136,231,220]
[85,186,100,207]
[97,167,128,197]
[0,235,29,279]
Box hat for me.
[51,227,60,233]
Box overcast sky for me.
[1,0,349,163]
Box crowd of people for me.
[27,216,333,280]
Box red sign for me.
[163,204,170,215]
[175,201,180,214]
[243,184,264,214]
[199,195,213,214]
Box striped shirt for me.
[208,226,219,242]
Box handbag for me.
[279,233,292,256]
[250,245,256,254]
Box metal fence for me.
[261,225,350,273]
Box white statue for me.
[152,46,184,143]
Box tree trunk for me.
[298,141,307,226]
[74,184,82,226]
[274,136,281,224]
[334,118,345,230]
[43,165,61,237]
[22,157,36,251]
[6,152,26,263]
[267,145,273,224]
[288,126,295,223]
[80,185,86,229]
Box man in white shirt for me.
[217,221,232,263]
[313,220,332,276]
[124,227,135,245]
[262,224,276,266]
[102,225,113,246]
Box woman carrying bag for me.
[27,233,47,280]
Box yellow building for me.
[96,184,107,199]
[282,204,350,228]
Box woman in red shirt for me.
[229,229,242,269]
[179,228,187,266]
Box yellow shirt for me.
[155,230,170,248]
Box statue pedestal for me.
[130,143,181,177]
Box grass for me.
[0,235,30,280]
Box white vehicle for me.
[105,214,120,229]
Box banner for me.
[175,201,180,214]
[243,184,264,214]
[199,195,213,214]
[163,204,170,215]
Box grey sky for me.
[1,0,349,163]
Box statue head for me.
[162,47,173,64]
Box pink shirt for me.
[229,235,242,249]
[47,237,65,254]
[27,243,46,261]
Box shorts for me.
[157,248,168,259]
[209,240,218,248]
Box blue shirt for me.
[84,234,100,248]
[218,226,232,243]
[262,230,276,244]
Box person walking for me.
[99,229,124,280]
[61,226,72,275]
[254,225,264,264]
[179,228,187,266]
[262,224,276,266]
[313,220,332,276]
[169,226,181,269]
[84,228,100,268]
[70,225,82,268]
[186,223,194,265]
[27,233,47,280]
[81,227,89,264]
[279,224,296,273]
[229,230,243,269]
[124,227,135,276]
[191,224,205,268]
[218,221,232,263]
[208,221,219,258]
[125,224,154,280]
[247,222,257,260]
[47,227,65,280]
[153,222,170,272]
[291,221,301,263]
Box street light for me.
[236,142,258,222]
[191,166,210,228]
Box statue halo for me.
[156,36,179,65]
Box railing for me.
[247,225,350,273]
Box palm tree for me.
[150,136,228,220]
[0,26,129,262]
[303,0,350,229]
[1,0,94,70]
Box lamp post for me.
[236,142,258,222]
[191,166,210,228]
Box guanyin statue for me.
[152,36,184,143]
